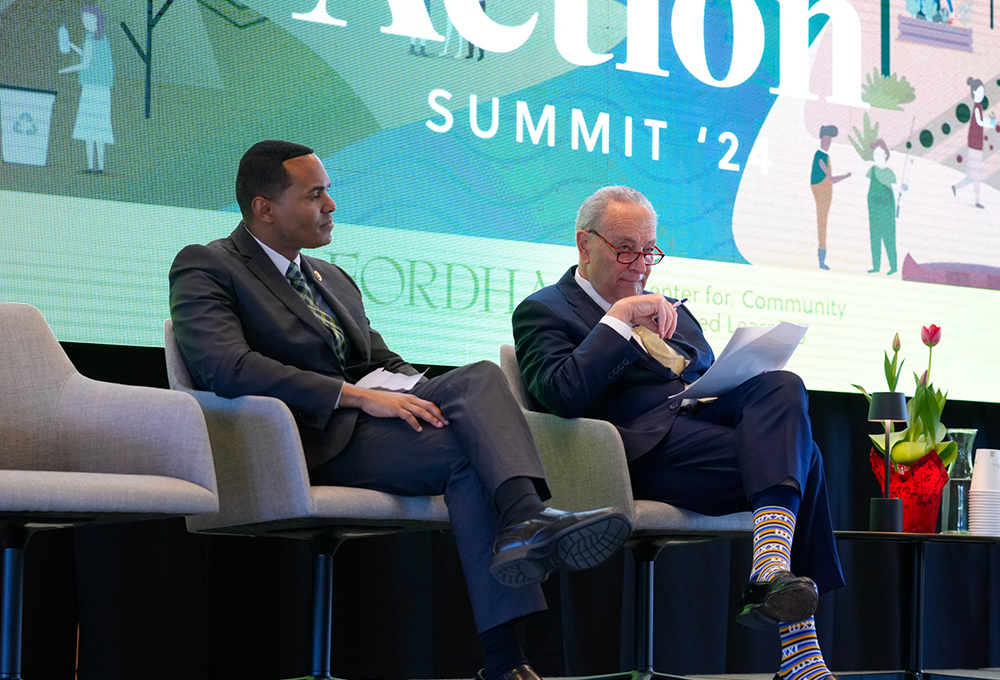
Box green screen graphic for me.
[2,1,1000,402]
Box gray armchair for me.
[164,320,448,679]
[499,344,751,680]
[0,303,219,680]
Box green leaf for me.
[893,439,930,463]
[918,388,941,442]
[852,384,872,402]
[883,352,903,392]
[937,440,958,468]
[935,389,948,411]
[870,429,907,455]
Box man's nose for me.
[324,195,337,212]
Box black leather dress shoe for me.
[489,507,632,586]
[476,664,543,680]
[736,570,819,629]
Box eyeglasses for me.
[588,230,665,265]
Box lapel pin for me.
[314,271,323,282]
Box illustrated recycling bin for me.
[0,85,58,167]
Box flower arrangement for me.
[853,325,956,467]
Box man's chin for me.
[611,284,644,300]
[315,229,334,247]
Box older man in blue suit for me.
[512,186,845,680]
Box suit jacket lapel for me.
[230,225,345,365]
[299,256,370,366]
[556,267,606,329]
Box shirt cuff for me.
[600,314,633,340]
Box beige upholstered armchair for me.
[0,303,219,680]
[500,344,751,680]
[164,320,448,679]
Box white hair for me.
[575,186,657,235]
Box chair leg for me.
[0,524,31,680]
[310,536,345,680]
[571,540,691,680]
[630,541,687,680]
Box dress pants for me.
[628,371,845,594]
[310,361,549,632]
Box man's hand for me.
[606,294,678,339]
[340,384,449,432]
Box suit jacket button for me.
[669,402,679,410]
[607,372,615,379]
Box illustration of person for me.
[913,0,951,21]
[409,0,431,56]
[465,0,486,61]
[810,125,851,270]
[866,140,905,275]
[440,12,466,58]
[58,5,114,174]
[951,77,987,209]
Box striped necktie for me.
[633,325,687,375]
[285,261,347,363]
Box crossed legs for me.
[629,371,844,678]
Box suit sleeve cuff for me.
[600,315,633,340]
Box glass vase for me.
[940,428,978,533]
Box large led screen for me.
[2,0,999,401]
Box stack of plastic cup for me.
[970,449,1000,536]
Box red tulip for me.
[892,333,901,352]
[921,324,941,347]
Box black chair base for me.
[571,670,690,680]
[614,538,700,680]
[1,522,34,680]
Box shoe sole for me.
[489,513,632,587]
[735,579,819,630]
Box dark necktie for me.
[285,261,347,363]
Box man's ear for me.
[576,230,591,264]
[251,196,274,224]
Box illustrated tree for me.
[121,0,176,118]
[881,0,890,76]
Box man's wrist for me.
[338,383,366,409]
[600,314,633,340]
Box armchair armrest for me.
[180,388,315,533]
[52,374,217,495]
[523,411,636,519]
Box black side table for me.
[835,530,1000,680]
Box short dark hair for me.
[235,140,314,221]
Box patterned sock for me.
[749,505,796,583]
[778,617,834,680]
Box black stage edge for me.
[6,342,997,680]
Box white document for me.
[670,321,808,400]
[354,367,426,392]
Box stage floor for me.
[689,671,1000,680]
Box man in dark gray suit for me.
[169,141,631,680]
